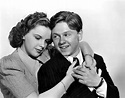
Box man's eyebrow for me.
[64,31,71,33]
[52,33,59,35]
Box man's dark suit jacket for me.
[38,49,119,98]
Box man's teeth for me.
[60,46,68,49]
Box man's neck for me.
[64,47,80,58]
[71,47,81,58]
[66,48,84,65]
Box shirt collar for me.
[76,49,83,65]
[17,48,40,76]
[67,49,83,65]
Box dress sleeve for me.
[0,56,35,98]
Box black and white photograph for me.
[0,0,124,98]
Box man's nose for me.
[59,36,65,44]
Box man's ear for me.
[78,30,83,42]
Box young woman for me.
[0,12,94,98]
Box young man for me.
[38,11,119,98]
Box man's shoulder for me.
[39,51,66,70]
[94,53,104,61]
[93,53,106,69]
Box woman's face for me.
[21,25,51,59]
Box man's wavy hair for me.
[50,11,83,32]
[8,12,50,48]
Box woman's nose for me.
[39,40,45,48]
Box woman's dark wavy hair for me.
[50,11,83,32]
[8,12,50,48]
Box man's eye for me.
[64,33,70,37]
[53,35,59,39]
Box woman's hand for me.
[66,60,77,77]
[61,60,77,92]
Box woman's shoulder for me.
[0,50,21,69]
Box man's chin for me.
[60,52,70,57]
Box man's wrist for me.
[94,77,104,89]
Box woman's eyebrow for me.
[34,34,42,37]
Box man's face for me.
[52,22,83,57]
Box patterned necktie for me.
[73,57,80,67]
[73,57,80,81]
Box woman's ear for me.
[22,36,25,40]
[78,30,83,42]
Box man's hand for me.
[72,60,101,88]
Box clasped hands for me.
[67,59,102,88]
